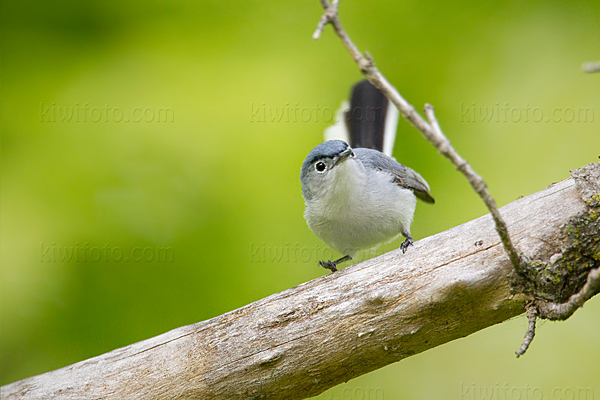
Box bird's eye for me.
[315,162,326,172]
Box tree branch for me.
[536,264,600,320]
[3,163,599,400]
[313,0,525,272]
[515,304,538,358]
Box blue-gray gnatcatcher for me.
[301,80,435,272]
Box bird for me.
[300,80,434,272]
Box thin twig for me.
[313,0,524,271]
[515,304,538,358]
[536,267,600,321]
[582,61,600,73]
[312,0,338,39]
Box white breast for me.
[304,159,416,256]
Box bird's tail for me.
[324,80,399,157]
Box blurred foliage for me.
[1,0,599,398]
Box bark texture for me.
[3,163,599,400]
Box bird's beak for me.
[333,148,354,166]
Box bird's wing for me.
[355,148,435,204]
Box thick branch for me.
[313,0,524,272]
[3,163,599,400]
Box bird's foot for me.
[319,255,352,273]
[319,260,338,273]
[400,237,414,254]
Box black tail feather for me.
[345,80,389,153]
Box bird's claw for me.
[318,255,352,273]
[319,260,338,273]
[401,237,414,254]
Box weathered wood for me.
[3,163,599,400]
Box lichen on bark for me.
[512,163,600,305]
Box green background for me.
[1,1,599,398]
